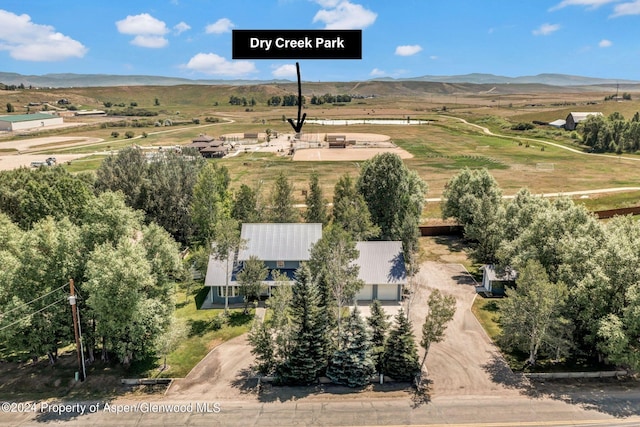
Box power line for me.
[0,283,68,320]
[0,296,67,332]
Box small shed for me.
[565,112,603,131]
[476,265,517,296]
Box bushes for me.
[511,122,535,131]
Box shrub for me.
[124,131,134,139]
[111,131,120,138]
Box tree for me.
[419,290,456,372]
[236,256,268,313]
[382,308,420,382]
[331,174,379,241]
[277,264,327,385]
[309,224,363,337]
[442,168,503,263]
[357,153,427,239]
[326,307,375,387]
[499,260,569,366]
[157,316,188,371]
[190,162,232,246]
[95,147,149,211]
[367,300,390,373]
[6,103,14,113]
[248,320,276,375]
[232,184,262,224]
[304,172,327,225]
[212,217,245,314]
[268,171,298,222]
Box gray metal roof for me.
[238,223,322,261]
[567,112,603,122]
[204,249,236,287]
[483,264,517,282]
[354,241,406,285]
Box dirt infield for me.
[293,146,413,161]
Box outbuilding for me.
[0,113,63,131]
[565,112,603,131]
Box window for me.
[218,286,239,297]
[276,260,285,268]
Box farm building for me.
[0,113,63,131]
[186,134,229,158]
[204,223,407,304]
[565,112,603,131]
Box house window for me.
[218,286,239,297]
[276,260,285,268]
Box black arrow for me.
[287,62,306,134]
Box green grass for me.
[152,288,254,378]
[471,296,503,342]
[62,155,106,173]
[576,190,640,212]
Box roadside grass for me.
[471,297,503,342]
[576,190,640,212]
[62,155,106,173]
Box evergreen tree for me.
[249,320,276,375]
[269,171,298,223]
[304,172,327,225]
[232,184,262,223]
[367,300,390,372]
[327,307,375,387]
[382,308,419,382]
[277,264,327,385]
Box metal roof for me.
[204,249,236,287]
[238,223,322,261]
[0,113,57,122]
[567,112,603,122]
[482,264,517,282]
[354,241,406,285]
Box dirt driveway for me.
[409,262,522,397]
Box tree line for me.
[580,111,640,153]
[443,168,640,369]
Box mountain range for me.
[0,71,637,88]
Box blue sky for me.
[2,0,640,81]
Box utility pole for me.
[68,279,86,381]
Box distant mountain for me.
[0,72,292,88]
[374,73,640,87]
[1,71,638,88]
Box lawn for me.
[151,287,254,379]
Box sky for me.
[2,0,640,82]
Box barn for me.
[565,112,603,131]
[0,113,64,132]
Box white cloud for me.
[116,13,168,48]
[395,44,422,56]
[131,35,168,48]
[532,23,561,36]
[599,39,613,47]
[0,9,87,61]
[430,55,439,60]
[611,0,640,16]
[174,22,191,35]
[370,68,385,77]
[205,18,235,34]
[116,13,168,35]
[312,1,377,29]
[549,0,619,11]
[272,64,297,78]
[184,53,257,76]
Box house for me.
[204,223,322,304]
[0,113,63,132]
[353,241,407,301]
[203,223,407,305]
[564,112,603,131]
[476,265,517,296]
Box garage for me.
[376,284,399,301]
[356,284,373,301]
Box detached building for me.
[0,113,63,132]
[565,112,603,131]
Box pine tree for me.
[269,171,298,223]
[304,172,327,225]
[382,308,420,382]
[248,321,276,375]
[367,300,390,373]
[276,264,327,384]
[327,307,375,387]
